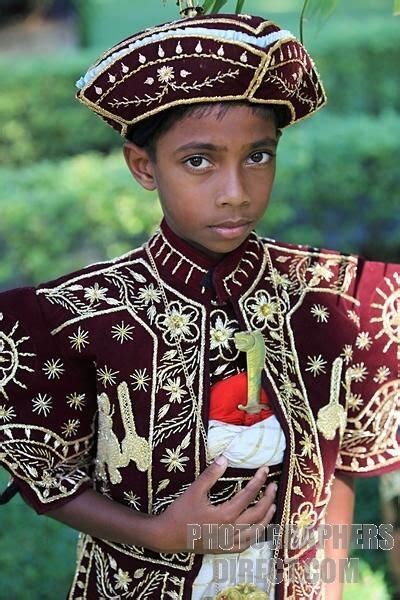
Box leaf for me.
[395,0,400,14]
[303,0,340,19]
[157,478,170,493]
[235,0,245,13]
[202,0,215,12]
[181,431,191,449]
[300,0,341,43]
[209,0,229,14]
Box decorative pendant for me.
[234,331,266,414]
[317,357,346,440]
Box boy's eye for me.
[247,151,272,165]
[184,156,211,169]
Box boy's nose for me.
[215,169,250,207]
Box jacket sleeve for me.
[0,287,97,513]
[336,259,400,477]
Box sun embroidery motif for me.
[0,316,35,400]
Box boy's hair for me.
[125,101,286,160]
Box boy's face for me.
[126,104,279,259]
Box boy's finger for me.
[236,482,277,525]
[221,466,269,516]
[188,455,229,497]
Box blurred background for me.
[0,0,399,598]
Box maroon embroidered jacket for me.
[0,221,399,599]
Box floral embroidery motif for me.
[210,314,236,351]
[373,366,391,384]
[341,345,353,365]
[160,445,189,473]
[162,377,187,403]
[42,358,64,380]
[130,368,151,391]
[98,365,119,387]
[109,66,240,110]
[355,331,373,351]
[32,393,53,416]
[156,301,199,345]
[310,304,330,324]
[84,282,109,304]
[307,262,337,286]
[347,393,363,410]
[305,355,327,377]
[114,569,132,592]
[111,321,135,344]
[66,392,86,411]
[62,418,80,438]
[349,362,368,383]
[123,490,141,510]
[69,326,89,352]
[0,404,16,422]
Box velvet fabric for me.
[0,221,398,598]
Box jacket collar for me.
[147,219,265,303]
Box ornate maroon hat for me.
[76,12,327,136]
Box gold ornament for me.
[215,582,269,599]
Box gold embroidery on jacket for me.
[317,357,346,441]
[96,382,151,484]
[0,316,35,400]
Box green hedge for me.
[0,17,399,167]
[0,54,119,167]
[0,112,399,290]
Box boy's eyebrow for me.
[174,137,278,154]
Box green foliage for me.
[0,112,398,290]
[0,18,399,168]
[344,561,391,600]
[0,152,161,288]
[0,469,76,599]
[0,55,120,167]
[268,112,400,260]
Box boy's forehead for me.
[156,105,279,150]
[76,13,326,136]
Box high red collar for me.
[146,219,265,303]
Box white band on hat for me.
[76,27,294,90]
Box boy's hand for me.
[152,456,277,554]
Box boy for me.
[0,7,399,600]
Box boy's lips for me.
[209,219,252,239]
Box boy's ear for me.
[123,142,157,191]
